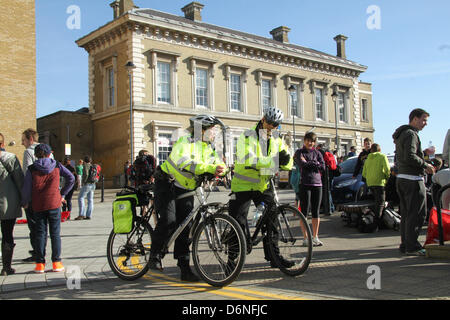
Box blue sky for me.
[36,0,450,155]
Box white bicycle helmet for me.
[263,106,284,126]
[189,114,220,129]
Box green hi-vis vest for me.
[231,124,293,193]
[161,135,225,190]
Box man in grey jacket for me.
[0,133,24,275]
[21,128,41,262]
[392,108,435,256]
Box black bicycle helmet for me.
[263,106,284,126]
[189,114,220,129]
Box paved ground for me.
[1,187,449,301]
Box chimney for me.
[182,2,205,21]
[110,0,137,19]
[270,26,291,43]
[334,34,348,59]
[110,1,120,19]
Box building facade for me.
[77,0,374,186]
[0,0,36,157]
[37,108,93,163]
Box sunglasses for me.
[264,119,280,128]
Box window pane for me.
[196,68,208,108]
[107,67,114,107]
[315,88,323,120]
[230,74,241,111]
[339,93,346,122]
[262,80,271,109]
[290,84,298,116]
[157,62,171,103]
[362,99,368,121]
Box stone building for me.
[0,0,36,157]
[37,108,93,163]
[76,0,374,186]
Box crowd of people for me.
[0,107,448,279]
[0,128,104,275]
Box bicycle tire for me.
[192,213,246,287]
[107,217,153,281]
[268,205,312,277]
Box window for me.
[106,67,115,107]
[338,92,347,122]
[230,74,242,111]
[315,88,324,120]
[157,133,173,165]
[289,84,299,117]
[157,61,171,103]
[361,99,368,122]
[261,79,272,110]
[196,68,208,108]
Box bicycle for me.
[107,174,247,287]
[106,184,156,281]
[219,170,313,277]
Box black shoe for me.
[180,268,200,282]
[270,256,295,268]
[84,217,91,220]
[0,268,15,276]
[148,256,163,271]
[22,256,35,263]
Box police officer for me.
[229,106,293,267]
[149,115,226,282]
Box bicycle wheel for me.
[268,205,312,276]
[192,213,246,287]
[107,217,153,281]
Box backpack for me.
[357,208,379,233]
[131,155,156,186]
[86,164,101,183]
[323,151,337,171]
[382,207,401,230]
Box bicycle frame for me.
[161,181,221,255]
[246,175,294,248]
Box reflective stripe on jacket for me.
[231,124,293,193]
[161,135,225,190]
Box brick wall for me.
[0,0,36,160]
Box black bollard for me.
[101,175,105,203]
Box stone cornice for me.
[77,11,368,79]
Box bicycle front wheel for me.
[192,213,246,287]
[107,217,153,281]
[268,205,312,277]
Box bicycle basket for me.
[112,194,138,234]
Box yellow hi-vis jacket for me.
[161,135,225,190]
[231,124,293,193]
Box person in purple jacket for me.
[294,132,325,246]
[21,144,75,273]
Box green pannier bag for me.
[112,194,138,234]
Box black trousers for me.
[151,179,194,261]
[229,189,279,260]
[1,219,15,247]
[370,186,385,219]
[299,185,322,219]
[25,207,37,255]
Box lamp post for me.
[331,89,339,156]
[126,61,136,164]
[288,84,297,149]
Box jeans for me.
[25,207,37,256]
[78,183,96,218]
[34,208,62,263]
